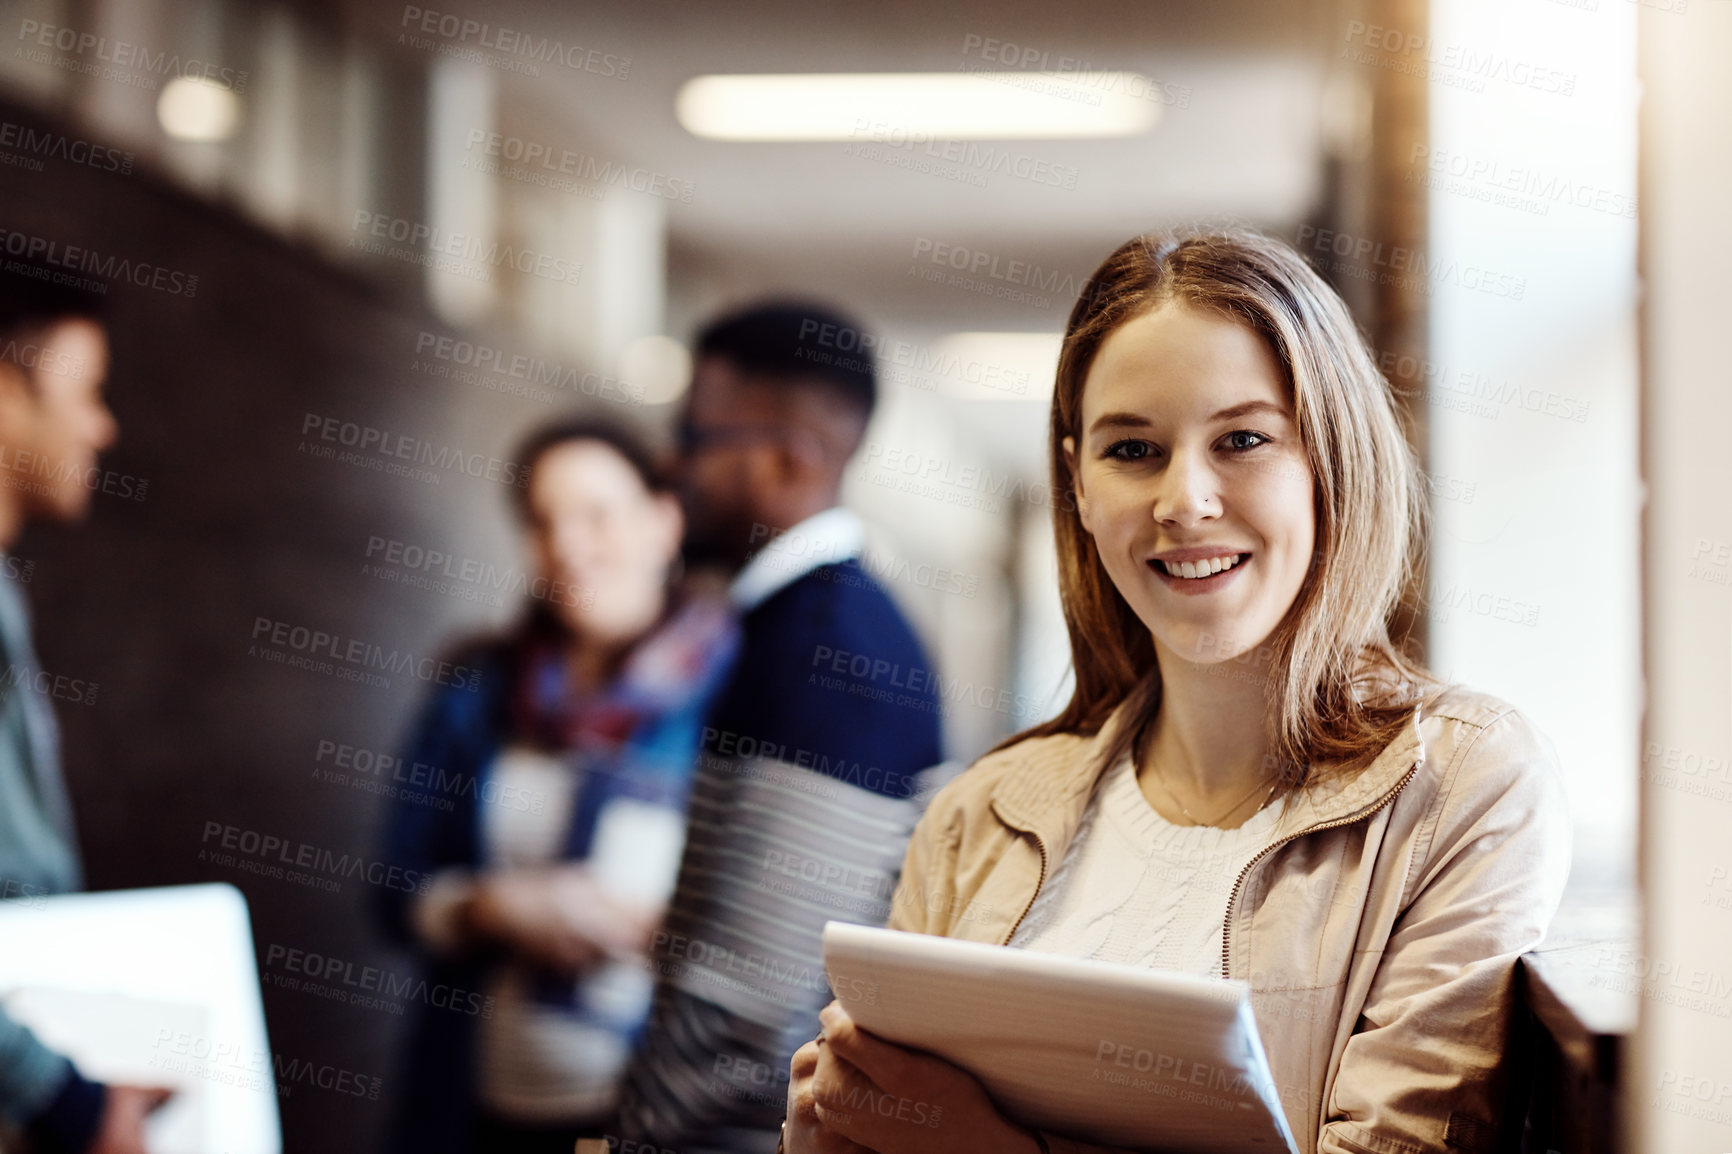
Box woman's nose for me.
[1152,452,1220,527]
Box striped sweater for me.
[614,547,945,1153]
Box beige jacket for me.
[887,686,1571,1154]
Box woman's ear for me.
[1062,435,1092,528]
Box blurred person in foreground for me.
[610,303,944,1154]
[0,265,169,1152]
[375,418,739,1154]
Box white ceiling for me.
[346,0,1340,331]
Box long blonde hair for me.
[1023,229,1438,787]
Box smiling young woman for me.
[783,231,1572,1154]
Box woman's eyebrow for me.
[1209,400,1291,422]
[1086,401,1291,436]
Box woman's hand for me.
[784,1001,1044,1154]
[786,1032,873,1154]
[466,864,659,972]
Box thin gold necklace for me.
[1143,759,1280,828]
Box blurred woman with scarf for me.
[376,417,739,1154]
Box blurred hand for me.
[88,1085,172,1154]
[468,864,661,973]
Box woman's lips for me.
[1147,553,1249,595]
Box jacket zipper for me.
[1219,762,1421,979]
[1001,833,1050,945]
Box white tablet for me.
[821,921,1298,1154]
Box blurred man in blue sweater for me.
[612,303,944,1154]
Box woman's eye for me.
[1223,430,1268,451]
[1104,439,1153,461]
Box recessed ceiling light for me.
[676,73,1161,141]
[157,76,242,142]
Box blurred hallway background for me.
[0,0,1692,1150]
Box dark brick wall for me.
[1,96,620,1154]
